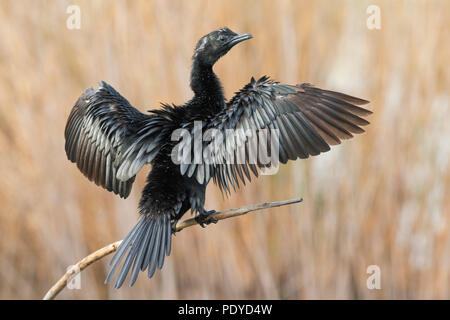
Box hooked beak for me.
[226,33,253,48]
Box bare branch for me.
[43,197,302,300]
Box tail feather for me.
[165,221,172,256]
[140,222,158,272]
[105,214,172,288]
[107,219,145,270]
[115,220,149,287]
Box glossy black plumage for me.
[64,27,372,288]
[182,76,372,194]
[64,82,168,198]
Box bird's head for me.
[193,27,252,66]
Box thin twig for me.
[43,197,302,300]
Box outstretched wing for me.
[65,82,167,198]
[180,76,372,194]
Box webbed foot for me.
[195,209,218,228]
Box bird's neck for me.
[190,60,225,106]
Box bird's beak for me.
[227,33,253,47]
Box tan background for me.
[0,0,448,299]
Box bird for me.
[64,27,372,288]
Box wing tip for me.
[358,98,371,105]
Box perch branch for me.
[43,197,302,300]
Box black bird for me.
[64,27,372,288]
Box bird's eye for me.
[218,35,226,42]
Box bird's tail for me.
[105,214,172,288]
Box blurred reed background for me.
[0,0,448,299]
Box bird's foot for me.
[195,209,218,228]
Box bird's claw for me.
[195,210,218,228]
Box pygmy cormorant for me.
[64,27,372,288]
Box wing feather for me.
[178,76,372,193]
[64,82,167,198]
